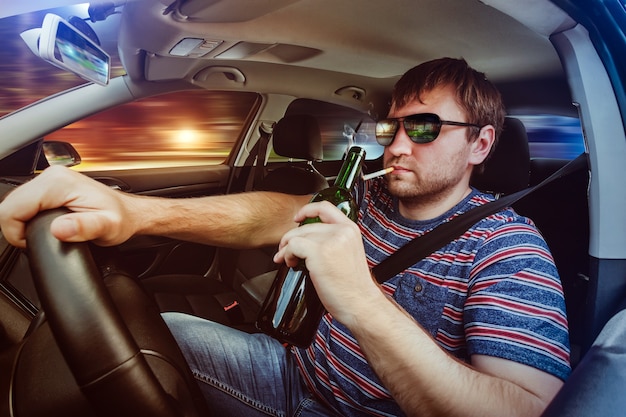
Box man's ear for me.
[469,125,496,166]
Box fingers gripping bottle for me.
[256,146,366,347]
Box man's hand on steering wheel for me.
[0,165,138,248]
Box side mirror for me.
[42,141,82,168]
[0,140,81,175]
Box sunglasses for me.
[375,113,482,145]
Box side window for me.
[46,90,260,171]
[274,99,383,162]
[516,115,586,159]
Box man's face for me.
[383,85,477,205]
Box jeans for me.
[162,312,337,417]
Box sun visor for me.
[144,54,199,81]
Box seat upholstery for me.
[471,116,530,194]
[141,114,328,330]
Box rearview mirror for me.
[22,13,110,86]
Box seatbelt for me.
[371,153,588,283]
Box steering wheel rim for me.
[25,208,209,417]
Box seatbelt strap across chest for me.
[371,153,588,283]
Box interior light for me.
[170,38,222,57]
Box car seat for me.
[471,116,530,195]
[141,114,328,331]
[255,114,328,193]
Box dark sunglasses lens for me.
[375,119,399,145]
[403,114,441,143]
[375,114,443,146]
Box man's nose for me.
[386,124,413,156]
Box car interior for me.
[0,0,625,415]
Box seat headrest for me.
[471,117,530,195]
[272,114,323,161]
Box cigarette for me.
[362,167,394,180]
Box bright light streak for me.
[174,129,200,147]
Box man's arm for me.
[0,165,309,248]
[275,201,563,417]
[346,292,563,417]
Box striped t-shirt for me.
[292,177,571,417]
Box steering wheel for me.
[24,208,210,417]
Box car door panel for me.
[86,164,230,196]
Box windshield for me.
[0,4,124,117]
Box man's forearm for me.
[127,191,308,249]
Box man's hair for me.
[391,57,506,162]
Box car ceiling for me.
[132,0,567,80]
[2,0,579,115]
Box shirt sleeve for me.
[464,220,572,380]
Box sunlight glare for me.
[175,129,200,147]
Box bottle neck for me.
[334,146,366,190]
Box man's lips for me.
[390,165,411,174]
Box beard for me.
[384,155,469,207]
[386,174,456,204]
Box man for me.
[0,58,570,416]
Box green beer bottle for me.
[256,146,366,347]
